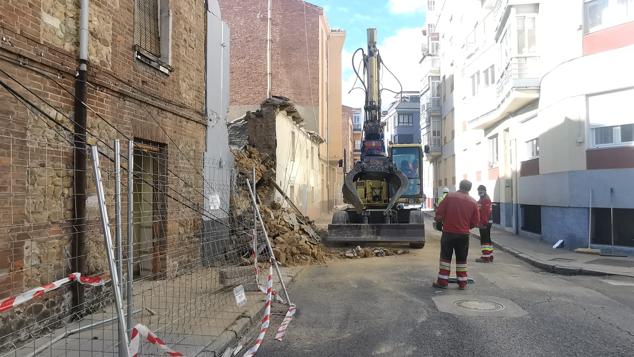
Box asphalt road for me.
[257,218,634,357]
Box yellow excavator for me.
[328,29,425,249]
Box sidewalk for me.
[423,211,634,278]
[472,226,634,278]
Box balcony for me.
[425,97,441,120]
[469,56,540,129]
[423,118,442,159]
[496,56,541,98]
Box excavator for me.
[328,29,425,249]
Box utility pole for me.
[266,0,272,98]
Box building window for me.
[471,71,480,96]
[397,113,414,127]
[397,134,414,144]
[521,205,542,234]
[488,135,499,167]
[134,0,172,72]
[526,138,539,158]
[353,112,362,131]
[593,124,634,146]
[517,15,537,55]
[584,0,634,34]
[428,0,436,11]
[483,65,495,87]
[291,131,296,161]
[355,140,362,150]
[588,88,634,147]
[431,76,441,98]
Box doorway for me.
[133,140,167,279]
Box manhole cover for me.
[550,258,574,262]
[454,299,505,312]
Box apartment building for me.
[428,0,634,253]
[342,105,355,173]
[352,108,363,162]
[420,0,445,207]
[383,91,422,148]
[0,0,221,336]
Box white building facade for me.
[428,0,634,253]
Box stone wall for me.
[0,0,207,346]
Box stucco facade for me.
[429,0,634,252]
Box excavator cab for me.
[390,144,423,199]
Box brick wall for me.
[219,0,321,112]
[0,0,207,338]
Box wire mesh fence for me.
[0,70,278,356]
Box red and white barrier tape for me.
[274,304,297,341]
[242,266,273,357]
[128,323,183,357]
[0,273,107,313]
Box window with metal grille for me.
[134,0,172,73]
[135,0,161,57]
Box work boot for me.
[432,281,448,289]
[458,284,467,290]
[476,257,491,263]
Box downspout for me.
[72,0,89,310]
[266,0,272,98]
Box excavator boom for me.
[327,29,425,247]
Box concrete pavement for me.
[422,210,634,278]
[254,222,634,356]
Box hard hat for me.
[442,187,449,193]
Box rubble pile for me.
[341,246,409,259]
[231,147,331,266]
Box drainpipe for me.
[266,0,272,98]
[72,0,89,310]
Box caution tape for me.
[274,304,296,341]
[0,273,108,313]
[242,265,273,357]
[128,323,183,357]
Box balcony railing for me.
[426,97,441,119]
[496,56,541,98]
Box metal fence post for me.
[246,178,292,305]
[127,140,134,335]
[114,140,126,356]
[90,145,131,357]
[253,166,258,272]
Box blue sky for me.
[307,0,426,107]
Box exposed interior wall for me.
[275,112,322,218]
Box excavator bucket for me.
[342,158,408,214]
[327,157,425,245]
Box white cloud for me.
[388,0,426,14]
[341,27,424,109]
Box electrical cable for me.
[350,48,367,93]
[0,67,243,226]
[0,76,239,229]
[378,50,404,102]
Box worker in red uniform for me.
[476,185,494,263]
[433,180,480,290]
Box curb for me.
[424,212,623,277]
[209,267,306,356]
[468,231,615,277]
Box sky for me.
[307,0,426,109]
